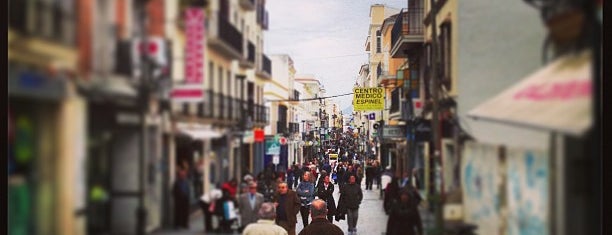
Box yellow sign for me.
[353,87,384,111]
[329,154,338,160]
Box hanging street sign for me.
[353,87,384,111]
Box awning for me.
[175,122,224,140]
[467,50,593,137]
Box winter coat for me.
[272,190,301,225]
[386,198,423,235]
[296,181,315,207]
[339,183,362,209]
[315,182,336,215]
[298,218,344,235]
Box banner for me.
[353,87,384,111]
[461,141,500,235]
[506,147,549,235]
[171,7,206,102]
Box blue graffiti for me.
[464,162,478,198]
[525,152,535,187]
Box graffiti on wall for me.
[506,147,549,235]
[461,141,500,235]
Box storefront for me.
[468,50,595,235]
[9,66,87,235]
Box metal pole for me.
[428,0,444,232]
[137,1,149,234]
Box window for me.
[440,22,452,91]
[376,30,382,53]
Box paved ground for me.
[151,181,434,235]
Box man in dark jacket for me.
[338,174,363,235]
[298,199,344,235]
[273,182,301,235]
[386,189,423,235]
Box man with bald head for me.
[298,199,344,235]
[242,202,288,235]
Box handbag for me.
[208,201,216,213]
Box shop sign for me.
[279,137,287,145]
[243,131,254,143]
[381,125,405,139]
[171,7,206,102]
[254,129,265,142]
[265,140,280,155]
[415,120,432,142]
[353,87,384,111]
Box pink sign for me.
[513,79,591,101]
[184,8,205,84]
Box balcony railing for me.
[391,7,425,57]
[289,122,300,133]
[392,8,424,46]
[218,16,243,55]
[253,104,269,124]
[247,99,255,121]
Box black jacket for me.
[339,183,362,209]
[298,218,344,235]
[386,199,423,235]
[316,182,336,215]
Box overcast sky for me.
[265,0,406,112]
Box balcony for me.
[378,70,402,88]
[239,0,256,11]
[257,54,272,79]
[390,8,425,58]
[240,41,256,68]
[254,104,269,125]
[289,122,300,133]
[208,12,243,59]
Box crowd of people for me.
[172,131,424,235]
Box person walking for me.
[315,175,336,223]
[287,167,295,190]
[385,189,423,235]
[293,163,303,189]
[238,182,265,231]
[296,171,316,227]
[172,168,190,229]
[298,199,344,235]
[273,182,301,235]
[200,186,223,232]
[242,202,288,235]
[365,161,374,190]
[338,174,363,235]
[215,189,238,233]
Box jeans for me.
[347,208,359,232]
[300,206,310,227]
